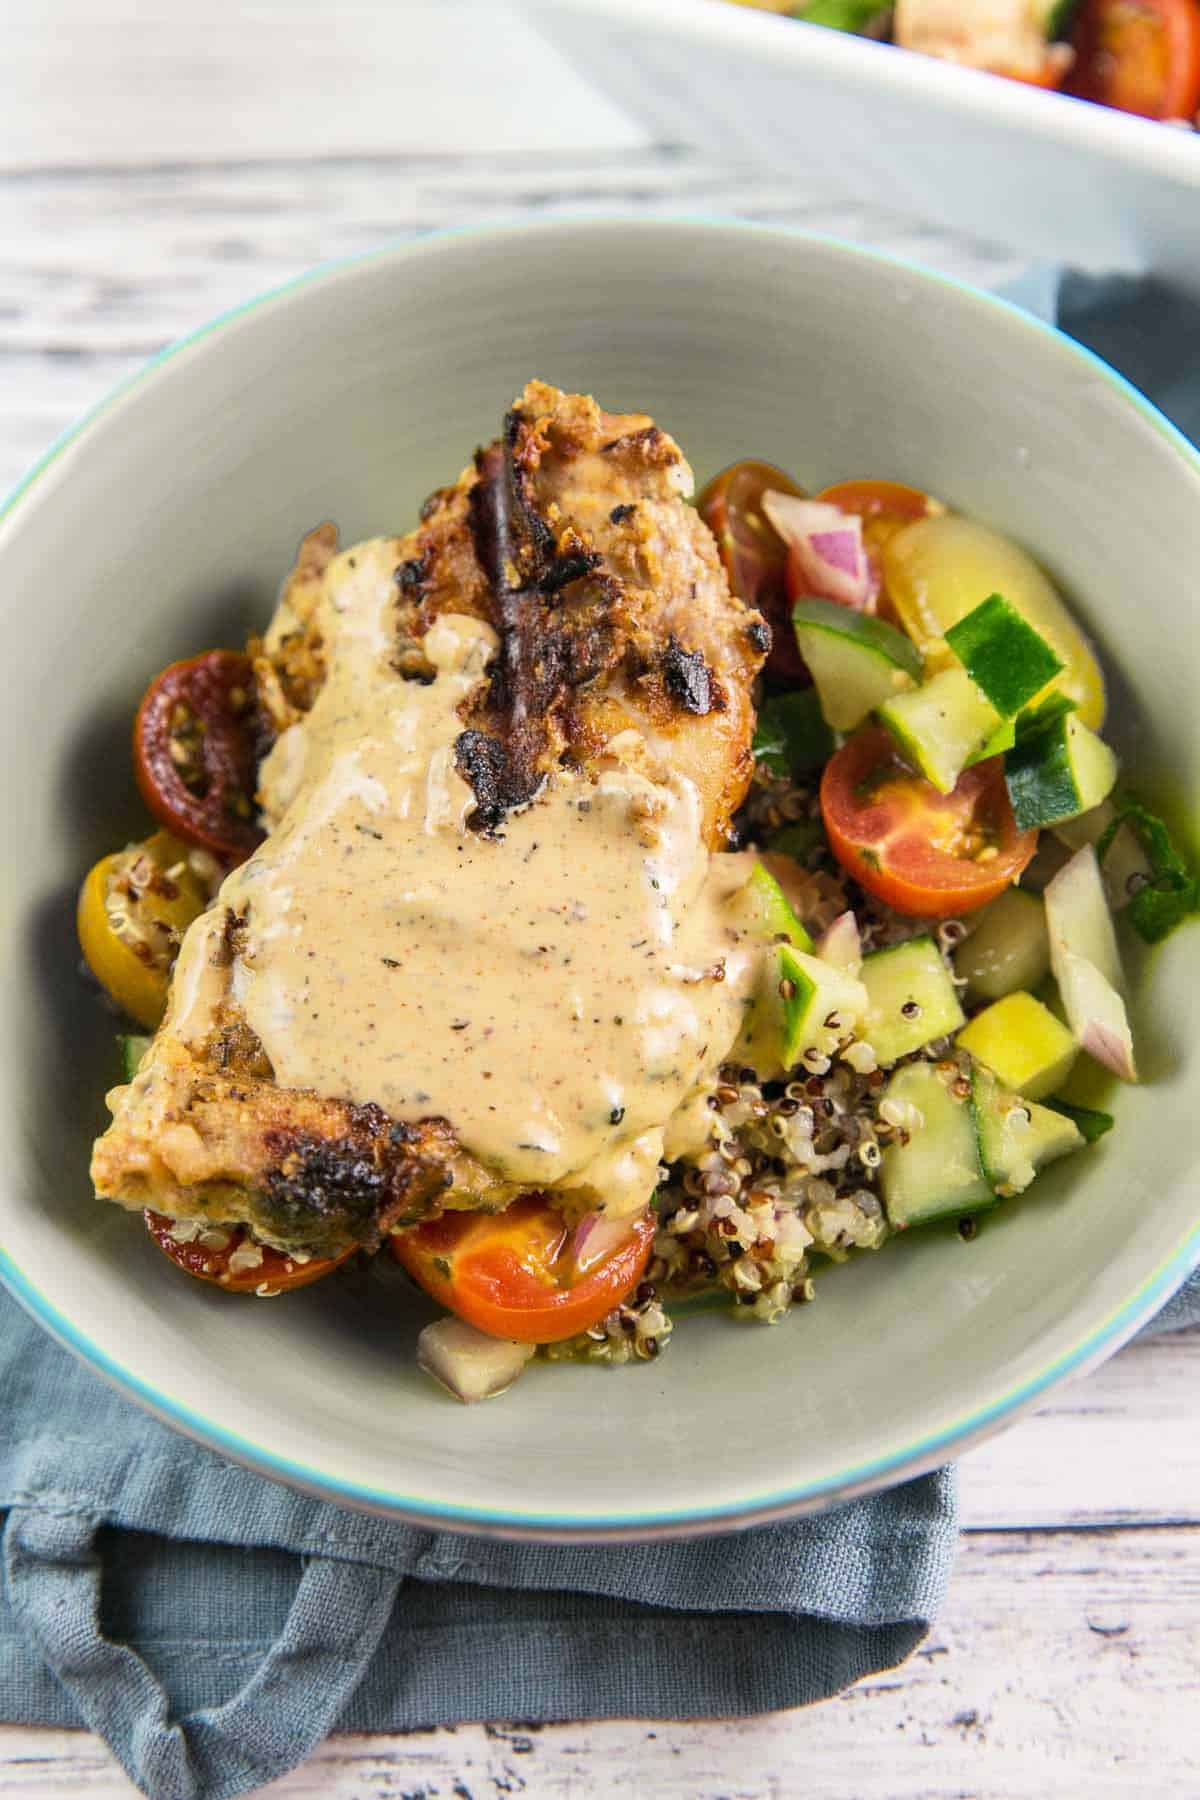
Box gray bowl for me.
[2,219,1197,1539]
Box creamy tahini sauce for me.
[170,539,757,1217]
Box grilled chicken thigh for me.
[91,382,768,1256]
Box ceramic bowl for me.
[2,220,1197,1540]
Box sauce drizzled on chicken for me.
[91,382,769,1252]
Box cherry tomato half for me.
[819,728,1038,917]
[390,1196,656,1344]
[134,651,263,861]
[699,460,809,680]
[77,832,208,1028]
[1065,0,1200,120]
[145,1211,355,1293]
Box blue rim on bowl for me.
[2,218,1199,1540]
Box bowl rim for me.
[3,215,1199,1541]
[539,0,1200,188]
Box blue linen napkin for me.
[1,269,1197,1800]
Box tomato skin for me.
[820,729,1038,917]
[78,832,207,1028]
[698,460,808,681]
[145,1211,354,1293]
[1066,0,1200,120]
[134,651,264,861]
[390,1196,656,1344]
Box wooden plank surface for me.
[2,2,1198,1795]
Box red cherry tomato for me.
[134,651,263,861]
[698,460,809,680]
[390,1195,656,1344]
[819,728,1038,917]
[145,1211,355,1293]
[1065,0,1200,120]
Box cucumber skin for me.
[945,593,1064,719]
[880,1063,994,1230]
[118,1034,152,1081]
[791,597,920,734]
[1005,714,1117,831]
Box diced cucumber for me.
[736,943,868,1078]
[752,688,834,777]
[970,1061,1084,1196]
[1053,796,1114,853]
[945,593,1065,719]
[877,665,1001,794]
[956,990,1077,1100]
[791,596,921,733]
[858,936,965,1066]
[1005,712,1118,831]
[118,1034,152,1081]
[728,861,814,952]
[953,888,1049,1002]
[963,714,1016,769]
[880,1062,993,1230]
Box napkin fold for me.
[1,266,1197,1800]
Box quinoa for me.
[549,760,973,1365]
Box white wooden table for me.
[3,4,1197,1794]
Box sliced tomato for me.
[698,459,809,680]
[1065,0,1200,120]
[77,832,208,1029]
[390,1195,656,1344]
[145,1211,355,1293]
[134,651,263,861]
[819,728,1038,917]
[805,480,943,623]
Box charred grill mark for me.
[454,727,521,835]
[662,635,720,716]
[601,424,672,459]
[258,1103,457,1251]
[746,617,772,655]
[460,409,622,832]
[394,555,428,596]
[610,502,636,524]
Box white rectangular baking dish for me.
[527,0,1200,288]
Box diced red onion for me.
[417,1317,535,1404]
[761,492,877,612]
[815,910,862,975]
[571,1209,638,1275]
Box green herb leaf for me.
[793,0,890,31]
[768,819,824,864]
[752,688,834,777]
[1096,800,1199,945]
[1045,1099,1115,1145]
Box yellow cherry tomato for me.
[881,515,1107,729]
[77,832,208,1029]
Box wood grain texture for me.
[0,1522,1196,1798]
[2,3,1198,1794]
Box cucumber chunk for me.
[1005,712,1118,831]
[728,861,814,952]
[791,596,921,733]
[956,990,1077,1100]
[970,1062,1084,1195]
[859,936,965,1065]
[118,1034,152,1081]
[736,943,868,1078]
[946,593,1065,719]
[877,665,1001,794]
[880,1062,993,1229]
[953,888,1049,1002]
